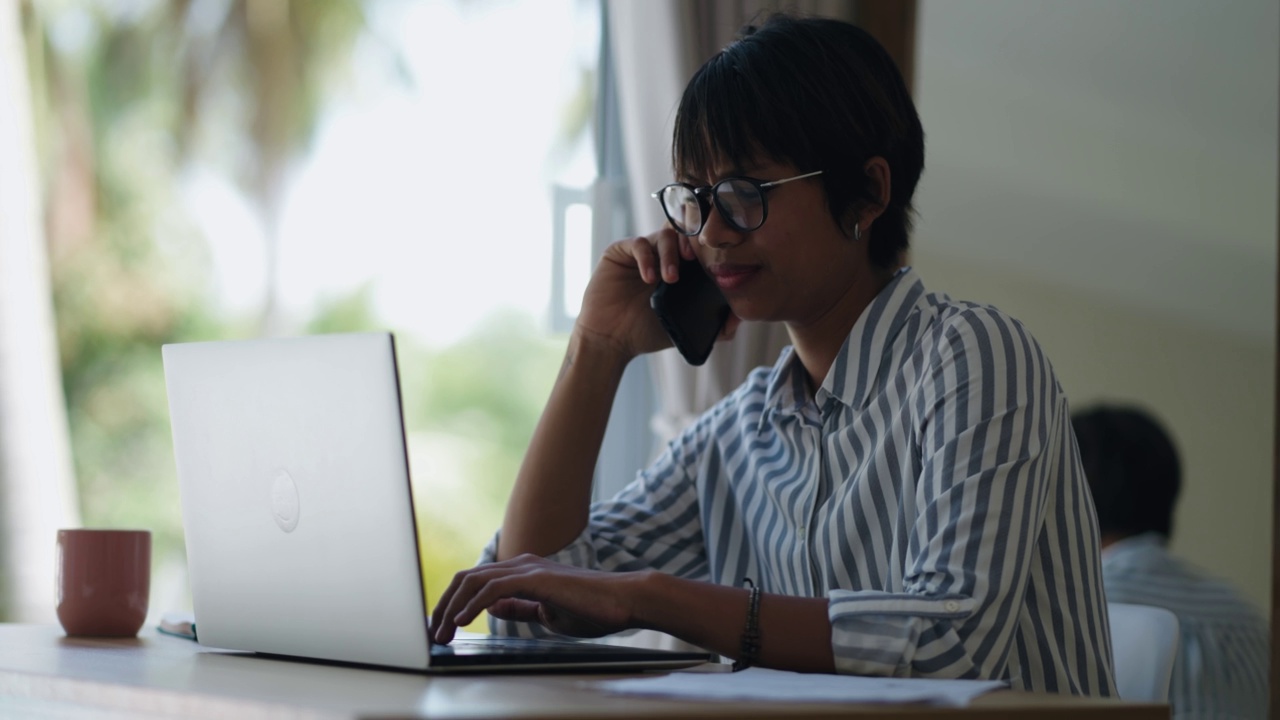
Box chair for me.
[1107,602,1180,703]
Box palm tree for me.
[171,0,370,334]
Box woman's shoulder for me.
[907,294,1066,407]
[929,295,1031,334]
[922,295,1048,363]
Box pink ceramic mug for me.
[56,529,151,637]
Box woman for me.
[431,14,1115,695]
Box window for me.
[31,0,605,627]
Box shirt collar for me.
[760,346,810,428]
[760,267,927,428]
[819,266,926,410]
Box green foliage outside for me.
[402,314,566,617]
[305,293,566,630]
[21,0,582,631]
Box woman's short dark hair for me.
[672,14,925,269]
[1072,406,1182,539]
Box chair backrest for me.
[1107,602,1180,702]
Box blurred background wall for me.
[911,0,1278,610]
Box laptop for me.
[162,332,712,672]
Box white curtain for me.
[608,0,855,445]
[0,1,80,622]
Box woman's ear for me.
[858,156,892,233]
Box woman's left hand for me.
[429,555,651,644]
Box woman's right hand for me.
[573,227,696,361]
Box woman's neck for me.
[788,264,897,396]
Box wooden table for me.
[0,625,1166,719]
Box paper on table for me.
[594,667,1006,707]
[157,611,197,641]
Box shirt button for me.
[944,600,960,612]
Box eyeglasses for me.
[651,170,823,236]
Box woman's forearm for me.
[496,331,630,560]
[636,572,836,673]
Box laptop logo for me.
[271,470,301,533]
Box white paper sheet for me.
[594,667,1006,707]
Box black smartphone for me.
[650,257,731,366]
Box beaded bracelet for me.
[732,578,761,672]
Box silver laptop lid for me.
[163,332,431,670]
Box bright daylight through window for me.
[25,0,601,627]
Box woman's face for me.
[686,157,872,330]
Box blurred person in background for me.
[1073,405,1268,719]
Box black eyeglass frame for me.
[650,170,824,237]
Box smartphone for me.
[650,257,731,366]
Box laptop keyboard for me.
[438,637,618,656]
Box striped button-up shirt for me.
[487,267,1116,695]
[1103,533,1268,718]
